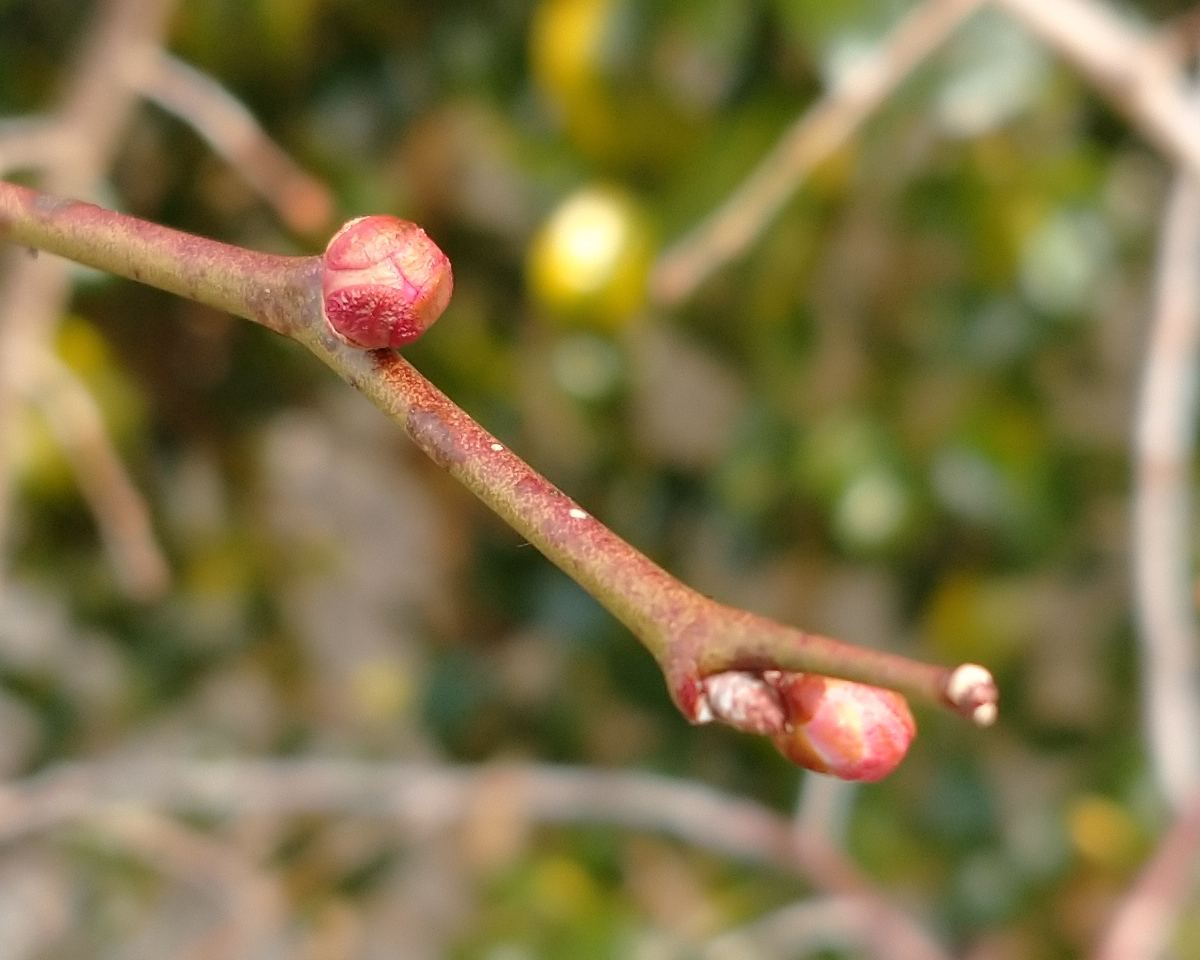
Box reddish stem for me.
[0,181,319,336]
[323,346,994,724]
[0,180,998,727]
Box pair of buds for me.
[317,217,925,784]
[700,670,917,782]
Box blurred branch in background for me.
[0,760,872,880]
[699,896,888,960]
[0,117,80,176]
[994,0,1200,176]
[0,0,176,599]
[83,808,288,960]
[654,0,1200,308]
[0,758,951,960]
[125,52,334,236]
[650,0,984,306]
[793,769,856,848]
[0,0,336,601]
[21,352,170,600]
[1092,793,1200,960]
[1134,171,1200,814]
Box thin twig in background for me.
[24,351,170,600]
[1132,171,1200,813]
[991,0,1200,178]
[653,0,1200,309]
[81,808,287,960]
[1153,5,1200,73]
[649,0,985,306]
[794,773,856,848]
[128,52,336,235]
[1091,794,1200,960]
[0,0,177,597]
[0,118,78,177]
[0,758,952,960]
[700,896,875,960]
[0,0,335,600]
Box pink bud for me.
[322,215,453,349]
[770,674,916,782]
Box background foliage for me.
[0,0,1193,956]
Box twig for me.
[0,253,82,573]
[0,0,177,597]
[653,0,1200,308]
[0,0,335,600]
[700,896,877,960]
[80,807,287,960]
[1091,794,1200,960]
[127,51,335,235]
[993,0,1200,180]
[46,0,180,180]
[0,758,949,960]
[649,0,984,306]
[794,773,856,846]
[0,118,78,177]
[0,181,999,724]
[0,760,820,867]
[0,185,319,335]
[1132,171,1200,813]
[22,350,169,600]
[1153,6,1200,73]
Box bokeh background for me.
[0,0,1195,956]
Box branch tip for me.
[944,663,999,726]
[972,702,998,727]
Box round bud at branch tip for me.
[945,663,998,726]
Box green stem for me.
[0,180,997,725]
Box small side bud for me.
[770,674,916,782]
[322,215,453,349]
[701,671,788,736]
